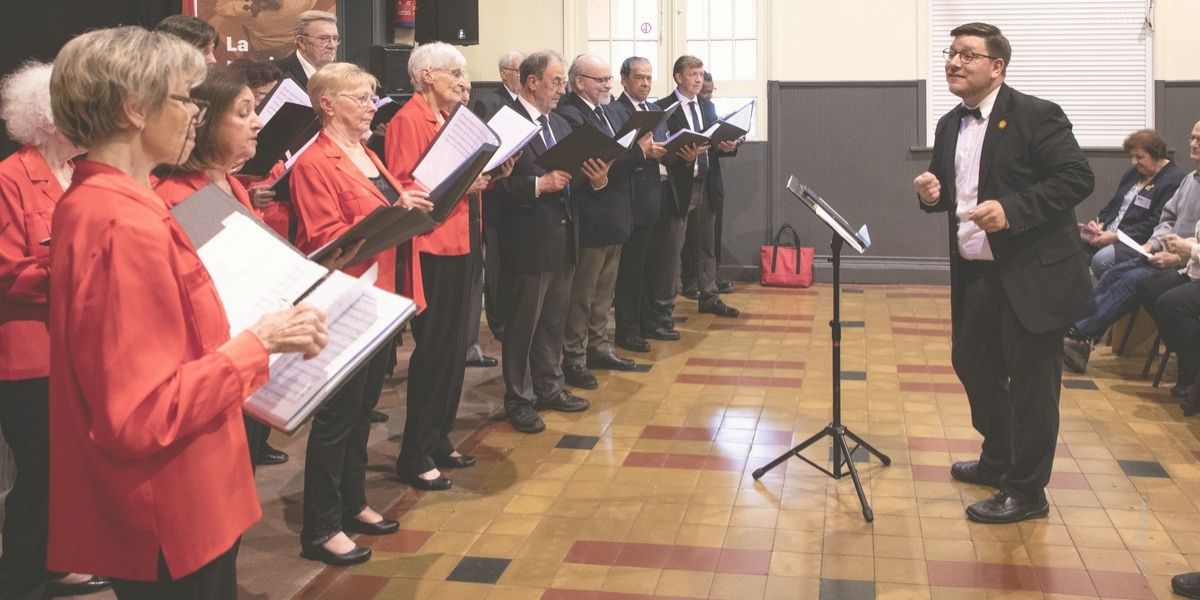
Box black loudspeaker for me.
[415,0,479,45]
[369,44,415,95]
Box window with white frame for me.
[587,0,661,81]
[928,0,1153,147]
[686,0,759,138]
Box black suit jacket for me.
[553,92,635,247]
[492,101,577,275]
[655,93,736,218]
[1095,161,1185,244]
[923,83,1095,335]
[615,93,663,227]
[274,53,308,90]
[473,86,517,121]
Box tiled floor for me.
[49,283,1200,599]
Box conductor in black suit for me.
[913,22,1094,524]
[494,50,607,434]
[274,10,339,90]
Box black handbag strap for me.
[770,223,804,274]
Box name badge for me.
[1134,195,1152,209]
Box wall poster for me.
[182,0,338,63]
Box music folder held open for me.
[410,103,501,222]
[533,124,638,180]
[172,184,419,433]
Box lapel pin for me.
[998,119,1007,130]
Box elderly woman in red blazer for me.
[0,60,111,600]
[384,42,494,491]
[289,62,433,567]
[47,27,328,598]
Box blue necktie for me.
[594,106,614,136]
[538,114,556,148]
[688,100,709,181]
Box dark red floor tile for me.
[614,542,671,568]
[675,373,708,384]
[713,429,756,443]
[890,316,952,324]
[898,382,965,393]
[707,323,813,333]
[642,425,687,440]
[910,464,952,482]
[541,590,599,600]
[926,561,1038,591]
[564,540,624,566]
[677,427,719,441]
[1047,472,1090,490]
[1087,570,1155,600]
[663,453,708,470]
[664,545,722,572]
[1032,565,1097,596]
[715,548,772,575]
[370,529,433,553]
[623,452,668,468]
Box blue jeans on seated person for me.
[1073,258,1155,340]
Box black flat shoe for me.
[1172,571,1200,598]
[537,391,590,413]
[717,280,735,293]
[370,410,389,423]
[699,300,740,318]
[506,405,546,433]
[401,471,453,491]
[434,453,477,469]
[645,326,680,341]
[681,286,700,300]
[258,444,289,466]
[45,575,112,597]
[615,336,651,353]
[965,491,1049,524]
[342,516,400,536]
[950,460,1003,488]
[563,364,599,389]
[300,543,372,566]
[466,355,499,368]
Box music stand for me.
[752,176,891,522]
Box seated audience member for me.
[1145,218,1200,409]
[1080,129,1183,278]
[156,14,218,65]
[290,62,433,566]
[0,60,110,600]
[276,10,338,89]
[47,26,327,596]
[385,43,495,490]
[1064,120,1200,373]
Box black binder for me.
[533,124,633,180]
[241,103,319,176]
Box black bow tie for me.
[956,105,983,121]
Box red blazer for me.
[290,131,407,298]
[0,145,61,379]
[47,160,269,580]
[153,170,259,216]
[384,93,473,258]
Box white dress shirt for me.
[297,51,318,80]
[954,85,1001,261]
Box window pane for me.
[612,40,635,73]
[687,40,708,64]
[733,0,756,38]
[733,39,756,80]
[634,41,659,69]
[588,0,610,39]
[634,0,658,40]
[710,0,733,39]
[612,0,635,39]
[708,40,733,81]
[590,40,611,64]
[687,0,708,39]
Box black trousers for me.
[242,416,268,471]
[301,343,392,546]
[1149,277,1200,385]
[614,223,655,338]
[0,378,52,600]
[1137,268,1189,320]
[398,252,475,474]
[952,261,1063,498]
[110,542,238,600]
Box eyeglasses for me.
[338,93,380,107]
[1189,134,1200,144]
[432,68,466,80]
[300,34,340,46]
[942,48,999,64]
[169,93,210,127]
[544,77,567,88]
[578,74,613,85]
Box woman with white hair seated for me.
[0,60,111,600]
[47,27,328,597]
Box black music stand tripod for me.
[752,177,891,522]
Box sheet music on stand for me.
[785,176,871,254]
[171,184,418,432]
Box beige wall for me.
[768,0,923,81]
[1155,0,1200,80]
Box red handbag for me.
[760,224,814,288]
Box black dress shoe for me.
[615,335,651,353]
[950,460,1003,488]
[718,280,735,293]
[645,326,681,341]
[258,444,289,466]
[466,355,499,368]
[434,453,477,469]
[342,516,400,536]
[587,353,636,371]
[45,576,112,597]
[537,391,590,413]
[965,491,1049,524]
[506,404,546,433]
[1172,571,1200,599]
[681,286,700,300]
[699,300,740,318]
[301,542,372,566]
[1185,384,1200,417]
[1062,335,1092,374]
[563,364,599,389]
[370,410,389,423]
[400,471,453,491]
[1172,381,1196,399]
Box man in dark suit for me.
[464,50,525,369]
[681,72,737,298]
[651,55,740,326]
[494,50,607,433]
[274,10,339,90]
[613,56,668,351]
[553,53,646,389]
[913,22,1094,524]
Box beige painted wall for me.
[768,0,923,81]
[1154,0,1200,80]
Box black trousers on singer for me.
[109,542,239,600]
[0,378,52,600]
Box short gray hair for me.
[519,50,565,90]
[0,61,54,147]
[498,50,524,70]
[294,10,337,38]
[408,42,466,93]
[567,54,607,93]
[52,27,206,148]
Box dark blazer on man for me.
[274,52,308,90]
[492,101,576,275]
[923,83,1095,335]
[654,93,736,218]
[553,91,636,248]
[1095,161,1185,244]
[615,93,663,227]
[473,86,517,121]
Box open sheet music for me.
[256,78,311,124]
[409,103,500,221]
[786,176,871,254]
[171,184,418,432]
[484,104,541,172]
